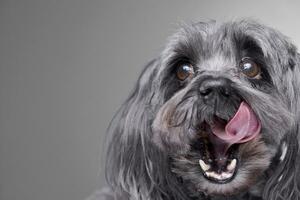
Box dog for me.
[95,20,300,200]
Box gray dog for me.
[94,20,300,200]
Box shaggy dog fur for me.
[95,20,300,200]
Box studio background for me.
[1,0,300,200]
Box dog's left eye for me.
[239,58,261,79]
[176,64,194,81]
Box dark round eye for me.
[176,64,194,81]
[239,58,261,78]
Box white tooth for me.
[214,174,222,180]
[221,172,233,179]
[227,159,237,171]
[199,159,210,171]
[207,171,221,180]
[204,171,211,177]
[206,171,217,178]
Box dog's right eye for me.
[239,58,261,79]
[176,64,194,81]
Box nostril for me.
[199,87,212,97]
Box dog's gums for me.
[103,20,300,200]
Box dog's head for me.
[106,20,300,199]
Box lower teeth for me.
[205,171,233,180]
[199,158,237,180]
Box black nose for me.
[199,77,231,101]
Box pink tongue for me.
[210,102,261,147]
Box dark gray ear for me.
[104,59,189,200]
[261,35,300,200]
[263,45,300,198]
[105,59,159,196]
[262,130,300,200]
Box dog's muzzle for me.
[198,76,261,149]
[195,76,261,183]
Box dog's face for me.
[151,21,296,196]
[106,20,300,200]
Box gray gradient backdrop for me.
[1,0,300,200]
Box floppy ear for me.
[104,59,189,200]
[262,47,300,200]
[262,131,300,200]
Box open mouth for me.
[194,102,261,183]
[195,125,239,183]
[193,123,239,183]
